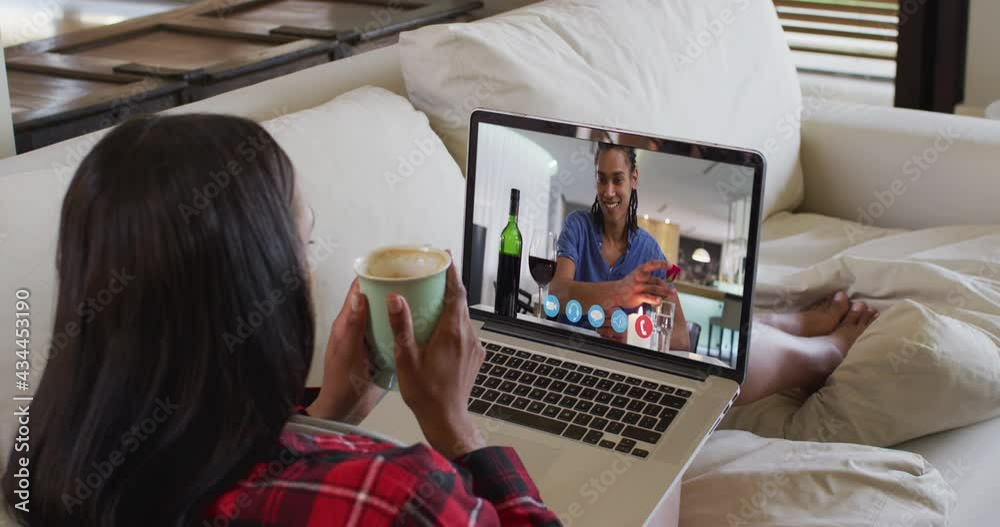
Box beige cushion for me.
[896,416,1000,527]
[261,86,465,384]
[725,214,1000,448]
[798,96,1000,230]
[683,430,955,526]
[399,0,805,218]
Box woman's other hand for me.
[614,260,675,308]
[387,261,487,458]
[307,279,387,424]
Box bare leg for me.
[737,303,878,405]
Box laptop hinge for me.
[480,317,709,382]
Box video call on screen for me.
[471,123,756,369]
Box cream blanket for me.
[723,213,1000,447]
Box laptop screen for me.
[466,113,763,373]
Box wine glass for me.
[529,231,557,319]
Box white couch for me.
[3,2,1000,525]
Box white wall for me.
[960,0,1000,115]
[0,47,14,158]
[473,124,556,306]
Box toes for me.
[829,291,850,314]
[850,301,868,313]
[842,307,863,326]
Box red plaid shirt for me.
[202,427,562,526]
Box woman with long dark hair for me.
[550,143,691,350]
[2,114,560,526]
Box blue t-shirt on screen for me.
[556,210,669,319]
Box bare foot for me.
[796,302,879,392]
[757,291,850,337]
[816,301,879,358]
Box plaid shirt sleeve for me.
[451,446,562,526]
[203,426,562,526]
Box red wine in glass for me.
[529,232,557,318]
[529,256,557,286]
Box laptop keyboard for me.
[470,340,693,458]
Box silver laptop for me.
[363,110,766,526]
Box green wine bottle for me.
[494,189,522,317]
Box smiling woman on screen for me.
[549,143,690,349]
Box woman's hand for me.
[613,260,675,308]
[387,261,487,459]
[307,279,386,424]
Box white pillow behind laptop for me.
[261,86,466,386]
[399,0,804,218]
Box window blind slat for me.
[774,0,899,79]
[789,45,896,61]
[774,0,898,17]
[782,25,896,42]
[778,12,896,30]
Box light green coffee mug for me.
[354,245,451,390]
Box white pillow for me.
[727,215,1000,448]
[261,87,466,384]
[723,301,1000,448]
[683,430,955,526]
[399,0,805,218]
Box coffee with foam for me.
[364,247,449,279]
